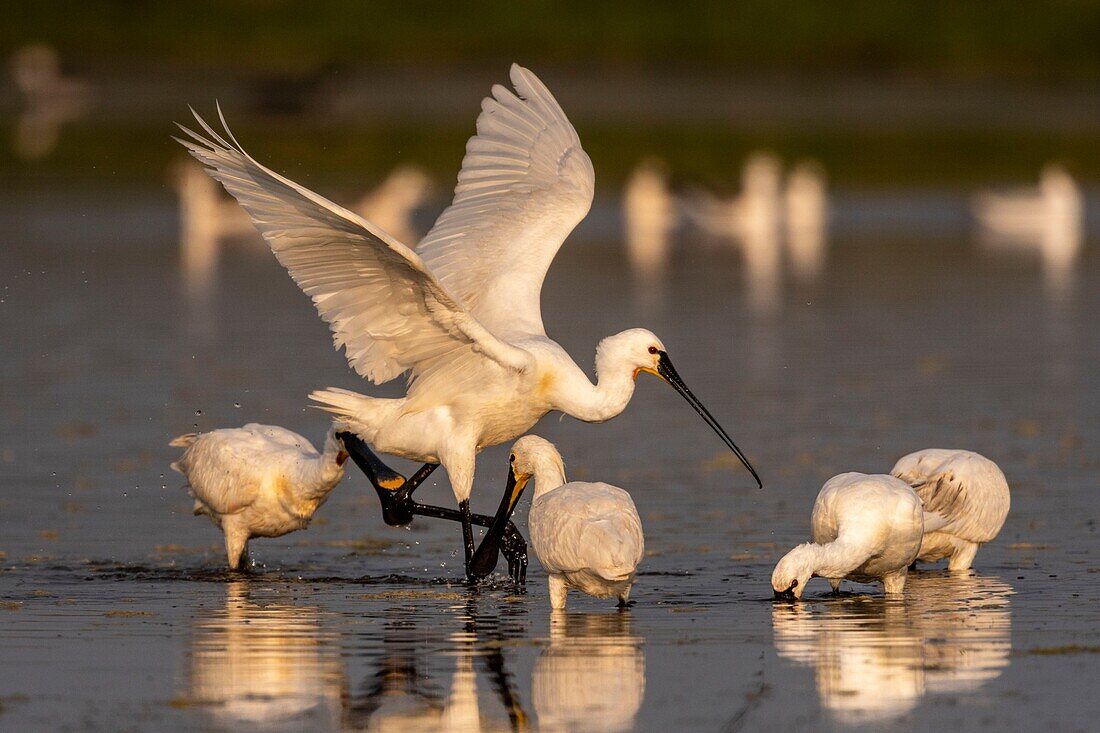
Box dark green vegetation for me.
[5,1,1100,189]
[6,1,1100,79]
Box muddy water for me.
[1,194,1098,731]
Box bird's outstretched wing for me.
[175,108,531,384]
[415,64,595,337]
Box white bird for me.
[972,164,1083,288]
[353,164,434,245]
[488,435,644,610]
[176,64,760,581]
[623,159,676,280]
[772,472,924,599]
[9,43,91,160]
[171,157,256,293]
[169,423,348,569]
[890,448,1010,571]
[783,161,828,281]
[683,153,784,312]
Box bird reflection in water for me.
[772,572,1012,724]
[184,581,344,730]
[342,600,528,732]
[534,612,646,733]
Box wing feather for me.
[176,108,530,384]
[416,64,594,337]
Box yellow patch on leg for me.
[378,476,405,491]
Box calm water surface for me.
[1,193,1098,731]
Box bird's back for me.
[891,449,1009,542]
[171,424,316,516]
[812,472,923,553]
[529,482,644,582]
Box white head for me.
[323,423,349,467]
[510,435,567,500]
[595,328,666,380]
[595,328,762,488]
[772,544,817,600]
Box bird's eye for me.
[790,579,799,588]
[648,346,659,354]
[509,454,515,463]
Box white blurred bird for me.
[972,164,1083,286]
[772,473,923,599]
[169,423,348,569]
[353,164,433,245]
[623,159,676,279]
[487,435,644,609]
[9,43,91,159]
[890,449,1010,571]
[683,153,784,311]
[783,161,828,281]
[176,64,759,582]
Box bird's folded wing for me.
[415,64,595,336]
[176,108,530,384]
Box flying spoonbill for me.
[772,473,923,599]
[175,64,760,583]
[169,423,348,569]
[482,435,644,609]
[890,449,1010,571]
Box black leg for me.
[468,466,530,584]
[411,502,528,584]
[459,500,476,581]
[480,648,529,731]
[338,431,438,526]
[337,431,527,584]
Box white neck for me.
[797,538,874,579]
[553,347,638,424]
[300,430,346,498]
[530,453,568,501]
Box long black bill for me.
[656,350,763,488]
[468,467,529,577]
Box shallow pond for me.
[1,192,1098,731]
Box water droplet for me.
[195,409,203,416]
[234,402,241,408]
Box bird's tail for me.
[309,387,398,442]
[169,433,199,448]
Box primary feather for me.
[175,107,529,386]
[416,64,594,338]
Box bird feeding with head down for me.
[772,472,923,600]
[478,436,644,610]
[891,449,1010,571]
[169,423,348,569]
[175,64,761,583]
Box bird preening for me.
[169,423,349,569]
[175,64,761,583]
